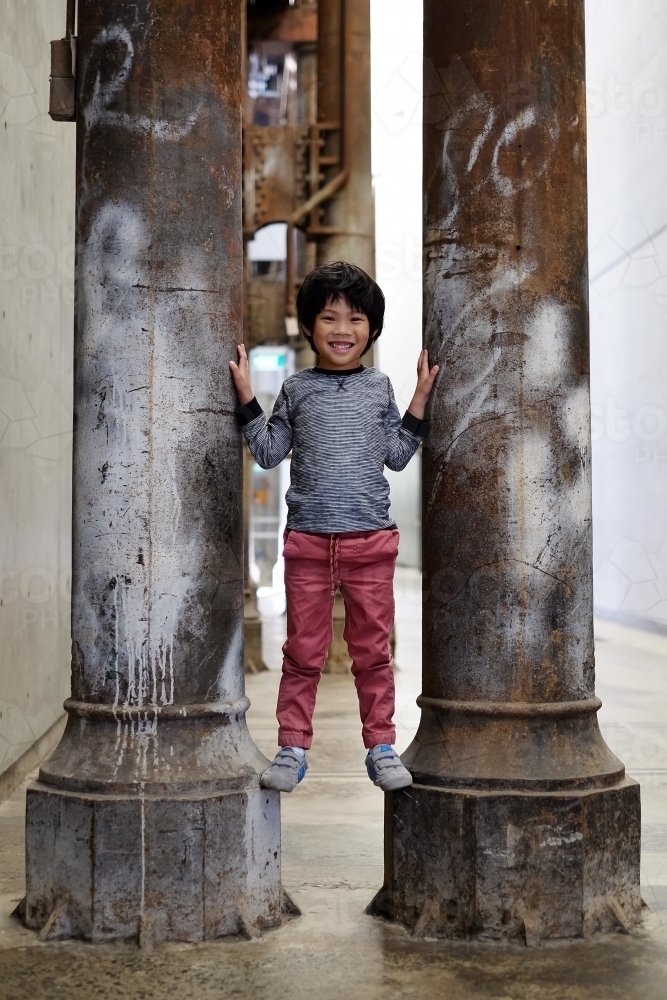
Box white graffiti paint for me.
[491,106,560,197]
[87,204,198,713]
[539,831,584,848]
[206,619,244,702]
[78,202,216,728]
[78,199,246,777]
[140,786,146,917]
[467,107,497,174]
[425,260,539,514]
[82,25,203,140]
[426,58,591,674]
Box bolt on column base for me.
[369,778,641,945]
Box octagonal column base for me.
[369,778,641,945]
[24,781,282,945]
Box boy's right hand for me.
[229,344,254,405]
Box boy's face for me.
[309,296,372,370]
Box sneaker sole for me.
[373,774,413,791]
[260,774,300,792]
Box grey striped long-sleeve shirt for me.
[235,366,428,534]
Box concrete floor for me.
[1,568,667,999]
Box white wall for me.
[0,2,74,778]
[370,0,423,567]
[370,1,667,611]
[586,0,667,629]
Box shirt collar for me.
[312,365,365,377]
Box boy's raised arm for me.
[230,345,293,469]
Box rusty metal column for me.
[371,0,641,943]
[316,0,374,275]
[24,0,281,944]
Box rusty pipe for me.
[285,0,350,319]
[290,166,349,226]
[285,168,349,318]
[315,0,374,275]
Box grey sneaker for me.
[365,745,413,791]
[260,748,308,792]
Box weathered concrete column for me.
[24,0,281,944]
[371,0,641,943]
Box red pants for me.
[278,528,398,750]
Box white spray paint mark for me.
[112,583,120,711]
[140,786,146,918]
[425,262,539,515]
[540,832,583,848]
[467,107,496,173]
[206,619,244,701]
[83,25,202,141]
[563,384,591,460]
[135,712,159,777]
[83,203,189,728]
[158,640,169,706]
[168,449,182,552]
[81,182,228,771]
[491,106,560,197]
[424,57,593,690]
[113,718,123,765]
[447,259,537,354]
[113,721,128,774]
[522,300,570,388]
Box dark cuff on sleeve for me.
[234,397,264,426]
[402,410,430,439]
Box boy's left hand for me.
[407,349,439,421]
[229,344,255,405]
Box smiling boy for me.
[230,261,438,792]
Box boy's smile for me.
[329,339,355,354]
[309,296,373,370]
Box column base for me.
[369,778,641,945]
[25,780,282,944]
[244,610,268,674]
[324,594,352,674]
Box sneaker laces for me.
[273,749,303,770]
[369,745,401,770]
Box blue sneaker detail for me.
[260,748,308,792]
[365,745,413,791]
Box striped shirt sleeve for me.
[240,386,293,469]
[383,382,425,472]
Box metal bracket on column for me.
[49,0,76,121]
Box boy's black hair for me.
[295,261,385,355]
